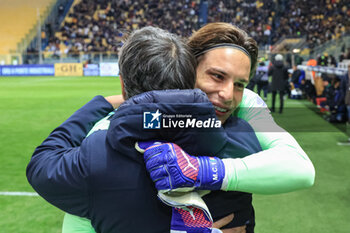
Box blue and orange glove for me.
[171,207,213,233]
[138,142,225,192]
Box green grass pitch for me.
[0,76,349,233]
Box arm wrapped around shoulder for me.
[221,142,315,194]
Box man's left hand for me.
[140,142,225,192]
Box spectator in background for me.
[291,66,303,89]
[304,58,317,101]
[316,75,332,112]
[318,52,337,67]
[290,65,305,99]
[337,64,350,145]
[340,48,350,62]
[345,48,350,60]
[339,48,346,62]
[58,4,64,17]
[344,64,350,145]
[328,77,346,122]
[316,75,346,122]
[246,74,257,92]
[344,64,350,124]
[255,61,269,101]
[268,54,289,113]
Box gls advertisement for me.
[143,109,221,129]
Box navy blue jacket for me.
[27,89,261,233]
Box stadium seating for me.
[43,0,199,56]
[0,0,55,54]
[41,0,348,57]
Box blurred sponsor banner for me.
[100,62,119,76]
[0,65,55,76]
[55,63,83,76]
[84,64,99,76]
[297,65,347,76]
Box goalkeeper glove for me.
[139,142,225,192]
[171,207,213,233]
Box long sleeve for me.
[224,89,315,194]
[26,96,114,215]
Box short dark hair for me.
[119,26,197,99]
[188,22,258,79]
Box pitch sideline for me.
[0,191,39,196]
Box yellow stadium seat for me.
[0,0,56,54]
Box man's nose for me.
[218,81,234,102]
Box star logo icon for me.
[143,109,162,129]
[150,109,162,122]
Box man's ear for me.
[119,75,126,99]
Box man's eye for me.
[234,82,245,89]
[212,74,224,80]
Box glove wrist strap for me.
[196,157,225,190]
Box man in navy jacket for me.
[27,26,261,233]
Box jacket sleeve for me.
[26,96,114,216]
[225,89,315,194]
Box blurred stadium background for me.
[0,0,349,232]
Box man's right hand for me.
[213,214,246,233]
[104,95,124,109]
